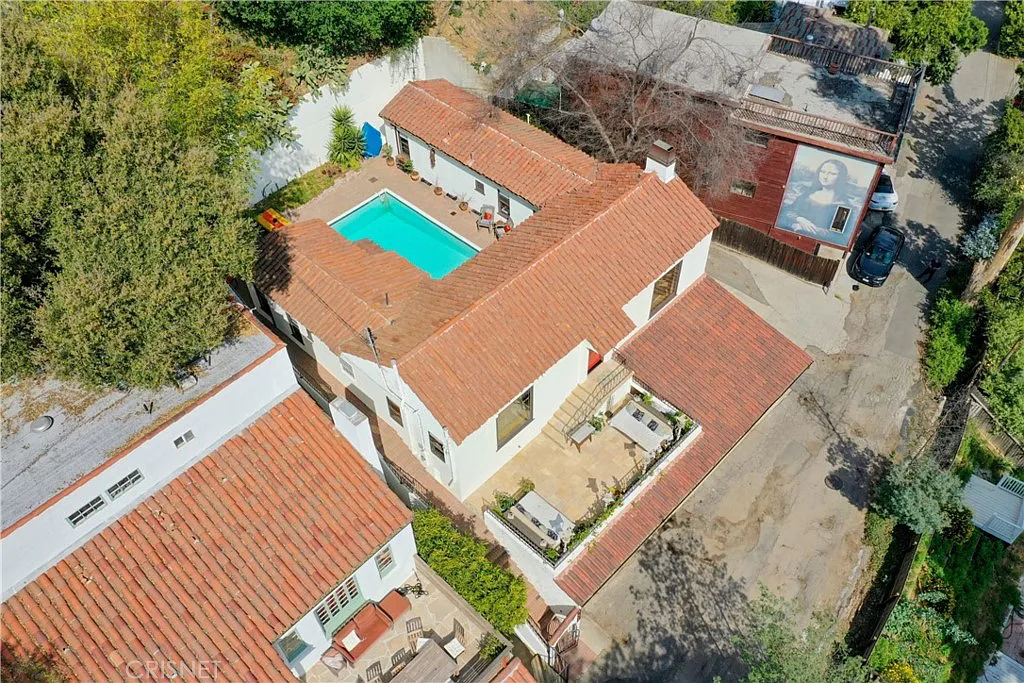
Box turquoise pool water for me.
[330,192,477,278]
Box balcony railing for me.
[767,35,917,85]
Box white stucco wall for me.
[621,232,712,328]
[484,511,576,608]
[1,347,296,599]
[286,524,417,677]
[386,124,536,226]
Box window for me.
[398,135,410,157]
[729,180,757,198]
[67,496,106,528]
[386,397,403,426]
[276,629,310,664]
[173,430,195,449]
[314,576,363,634]
[287,316,303,343]
[429,148,436,169]
[498,192,511,218]
[107,470,143,500]
[340,358,354,377]
[744,130,770,148]
[428,433,446,462]
[830,206,852,233]
[649,262,682,317]
[496,388,533,448]
[474,180,485,195]
[254,288,273,319]
[375,546,395,577]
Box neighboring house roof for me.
[380,79,598,206]
[257,161,718,444]
[963,475,1024,544]
[490,656,539,683]
[1,313,277,533]
[2,390,413,681]
[556,277,811,603]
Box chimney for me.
[645,140,676,183]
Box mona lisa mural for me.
[776,145,878,247]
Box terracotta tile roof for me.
[256,219,426,349]
[2,390,412,681]
[396,167,718,442]
[380,80,598,206]
[490,657,538,683]
[555,278,810,604]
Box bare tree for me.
[492,1,764,197]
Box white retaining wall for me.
[252,38,485,202]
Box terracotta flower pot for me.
[434,186,444,196]
[459,201,469,212]
[386,157,395,166]
[410,171,421,182]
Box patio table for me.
[390,639,457,683]
[569,422,596,451]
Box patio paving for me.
[466,421,649,523]
[291,156,496,251]
[306,558,492,683]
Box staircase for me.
[540,360,632,445]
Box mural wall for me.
[775,145,877,247]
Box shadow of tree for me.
[904,88,1003,211]
[582,514,750,682]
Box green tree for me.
[327,106,366,168]
[1000,0,1024,58]
[659,0,774,25]
[735,585,872,683]
[873,456,964,535]
[35,91,256,389]
[845,1,987,84]
[216,1,435,57]
[974,106,1024,231]
[1,3,264,388]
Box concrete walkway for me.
[580,4,1021,679]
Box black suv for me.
[851,225,905,287]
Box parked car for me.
[869,172,899,211]
[851,225,905,287]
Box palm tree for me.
[327,106,365,168]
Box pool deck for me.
[292,157,496,251]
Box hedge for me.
[1000,0,1024,58]
[412,509,528,635]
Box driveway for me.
[579,5,1019,681]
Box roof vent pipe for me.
[645,140,676,184]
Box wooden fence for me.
[862,531,922,659]
[969,389,1024,466]
[713,220,842,288]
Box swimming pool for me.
[329,192,478,279]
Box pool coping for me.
[327,188,482,255]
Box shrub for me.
[1000,0,1024,58]
[881,661,919,683]
[412,509,528,635]
[961,214,1000,260]
[924,291,978,389]
[327,106,365,168]
[942,505,974,545]
[873,456,964,535]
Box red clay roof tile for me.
[381,80,598,207]
[555,278,811,603]
[2,390,412,681]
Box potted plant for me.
[397,156,413,173]
[458,200,469,211]
[383,143,394,166]
[410,169,421,182]
[434,185,444,196]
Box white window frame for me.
[498,192,511,218]
[173,430,195,449]
[375,546,395,578]
[67,496,107,528]
[428,433,446,462]
[107,470,144,500]
[275,628,311,665]
[340,357,354,377]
